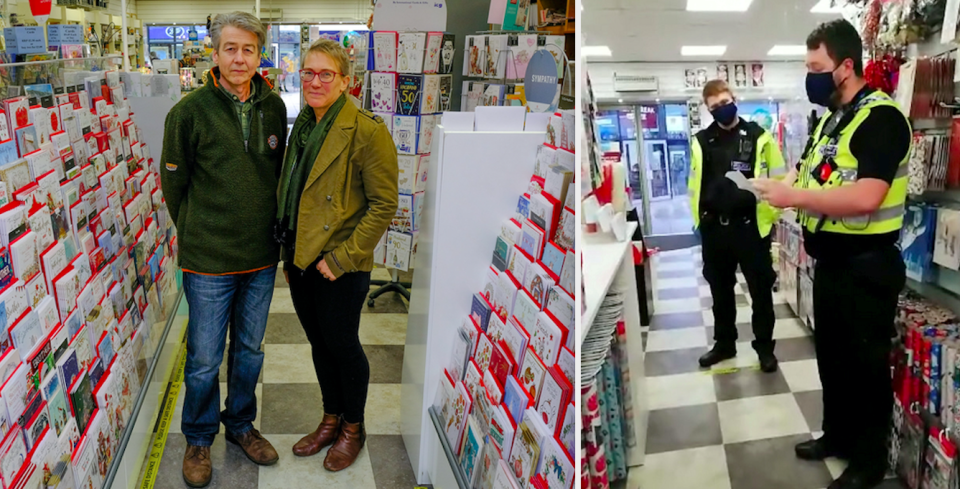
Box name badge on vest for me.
[819,144,838,158]
[730,161,751,172]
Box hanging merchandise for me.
[906,131,951,195]
[896,57,955,120]
[856,0,948,54]
[864,54,902,95]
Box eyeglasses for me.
[300,69,343,84]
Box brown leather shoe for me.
[293,414,341,457]
[182,445,212,488]
[323,421,366,472]
[225,428,279,466]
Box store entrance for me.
[268,24,303,121]
[599,103,696,242]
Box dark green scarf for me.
[277,93,347,255]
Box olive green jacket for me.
[286,100,399,278]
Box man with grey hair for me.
[160,11,286,487]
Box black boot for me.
[698,343,736,368]
[753,340,778,372]
[758,351,778,372]
[795,436,849,461]
[828,466,885,489]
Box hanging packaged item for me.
[897,412,925,489]
[919,428,957,489]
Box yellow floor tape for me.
[707,365,760,375]
[140,343,188,489]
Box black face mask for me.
[710,102,738,126]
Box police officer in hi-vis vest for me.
[688,79,787,373]
[754,19,911,489]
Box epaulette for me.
[359,109,384,124]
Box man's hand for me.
[753,178,799,209]
[317,258,337,281]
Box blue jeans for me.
[181,266,276,446]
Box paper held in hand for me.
[725,171,760,198]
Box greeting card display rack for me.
[400,114,558,487]
[0,55,187,489]
[365,30,459,306]
[460,31,568,112]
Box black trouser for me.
[813,245,904,472]
[700,214,776,353]
[288,260,372,424]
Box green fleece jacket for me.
[160,68,288,274]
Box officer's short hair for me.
[702,79,732,103]
[806,19,864,76]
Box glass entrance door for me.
[644,140,671,201]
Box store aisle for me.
[632,247,906,489]
[151,268,417,489]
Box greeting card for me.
[373,32,398,72]
[398,32,426,74]
[369,72,396,113]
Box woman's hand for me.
[317,258,337,281]
[283,270,289,283]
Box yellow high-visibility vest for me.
[796,91,910,235]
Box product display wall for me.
[0,56,181,489]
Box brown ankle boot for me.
[182,445,212,488]
[323,421,366,472]
[225,429,279,466]
[293,414,341,457]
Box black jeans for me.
[700,214,776,353]
[288,260,372,424]
[813,245,904,472]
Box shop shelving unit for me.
[400,114,545,486]
[582,222,648,470]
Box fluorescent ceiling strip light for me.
[681,45,727,56]
[582,46,612,57]
[767,44,806,56]
[810,0,843,13]
[686,0,753,12]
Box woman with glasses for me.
[276,38,398,471]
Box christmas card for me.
[537,365,571,436]
[530,311,565,366]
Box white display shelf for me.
[581,222,638,346]
[580,221,648,468]
[400,120,545,484]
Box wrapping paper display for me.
[890,291,960,488]
[581,288,637,486]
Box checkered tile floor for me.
[627,247,906,489]
[151,268,415,489]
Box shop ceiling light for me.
[810,0,843,13]
[681,45,727,56]
[319,23,369,30]
[767,45,807,56]
[583,46,612,57]
[686,0,753,12]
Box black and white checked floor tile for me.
[626,247,907,489]
[152,268,415,489]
